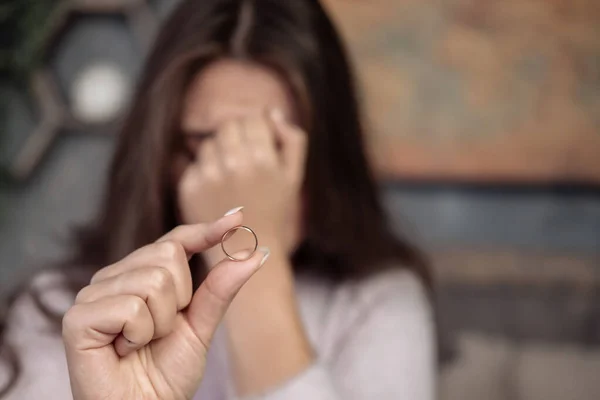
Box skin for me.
[63,212,270,399]
[63,59,313,399]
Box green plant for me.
[0,0,58,85]
[0,0,59,187]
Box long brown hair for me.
[1,0,432,395]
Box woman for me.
[0,0,436,398]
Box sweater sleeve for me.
[241,271,437,400]
[0,274,74,400]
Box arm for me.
[179,111,315,396]
[237,271,437,400]
[218,240,315,396]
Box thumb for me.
[184,247,270,347]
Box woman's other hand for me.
[62,210,269,400]
[177,110,307,257]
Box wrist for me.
[256,230,292,258]
[225,243,296,318]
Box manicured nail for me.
[224,206,244,216]
[258,247,270,267]
[270,108,285,123]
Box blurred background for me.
[1,0,599,399]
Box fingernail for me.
[270,108,285,123]
[224,206,244,216]
[258,247,270,267]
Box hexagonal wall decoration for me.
[147,0,181,20]
[7,0,159,181]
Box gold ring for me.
[220,225,258,261]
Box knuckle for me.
[291,128,307,145]
[74,286,92,304]
[90,269,107,284]
[252,151,272,166]
[223,157,240,171]
[202,165,221,181]
[148,267,173,293]
[221,120,239,133]
[62,306,83,336]
[237,160,257,176]
[174,274,194,308]
[167,224,191,239]
[128,296,147,317]
[295,127,307,141]
[156,240,185,261]
[178,173,199,196]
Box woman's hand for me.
[62,210,269,400]
[177,110,313,396]
[177,109,307,257]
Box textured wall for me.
[324,0,600,183]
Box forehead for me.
[181,59,294,131]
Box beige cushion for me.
[440,333,514,400]
[441,332,600,400]
[516,342,600,400]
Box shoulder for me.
[295,268,433,357]
[2,270,74,399]
[345,268,430,308]
[296,267,431,321]
[8,270,74,334]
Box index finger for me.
[90,207,246,288]
[157,207,245,259]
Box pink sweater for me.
[1,269,436,399]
